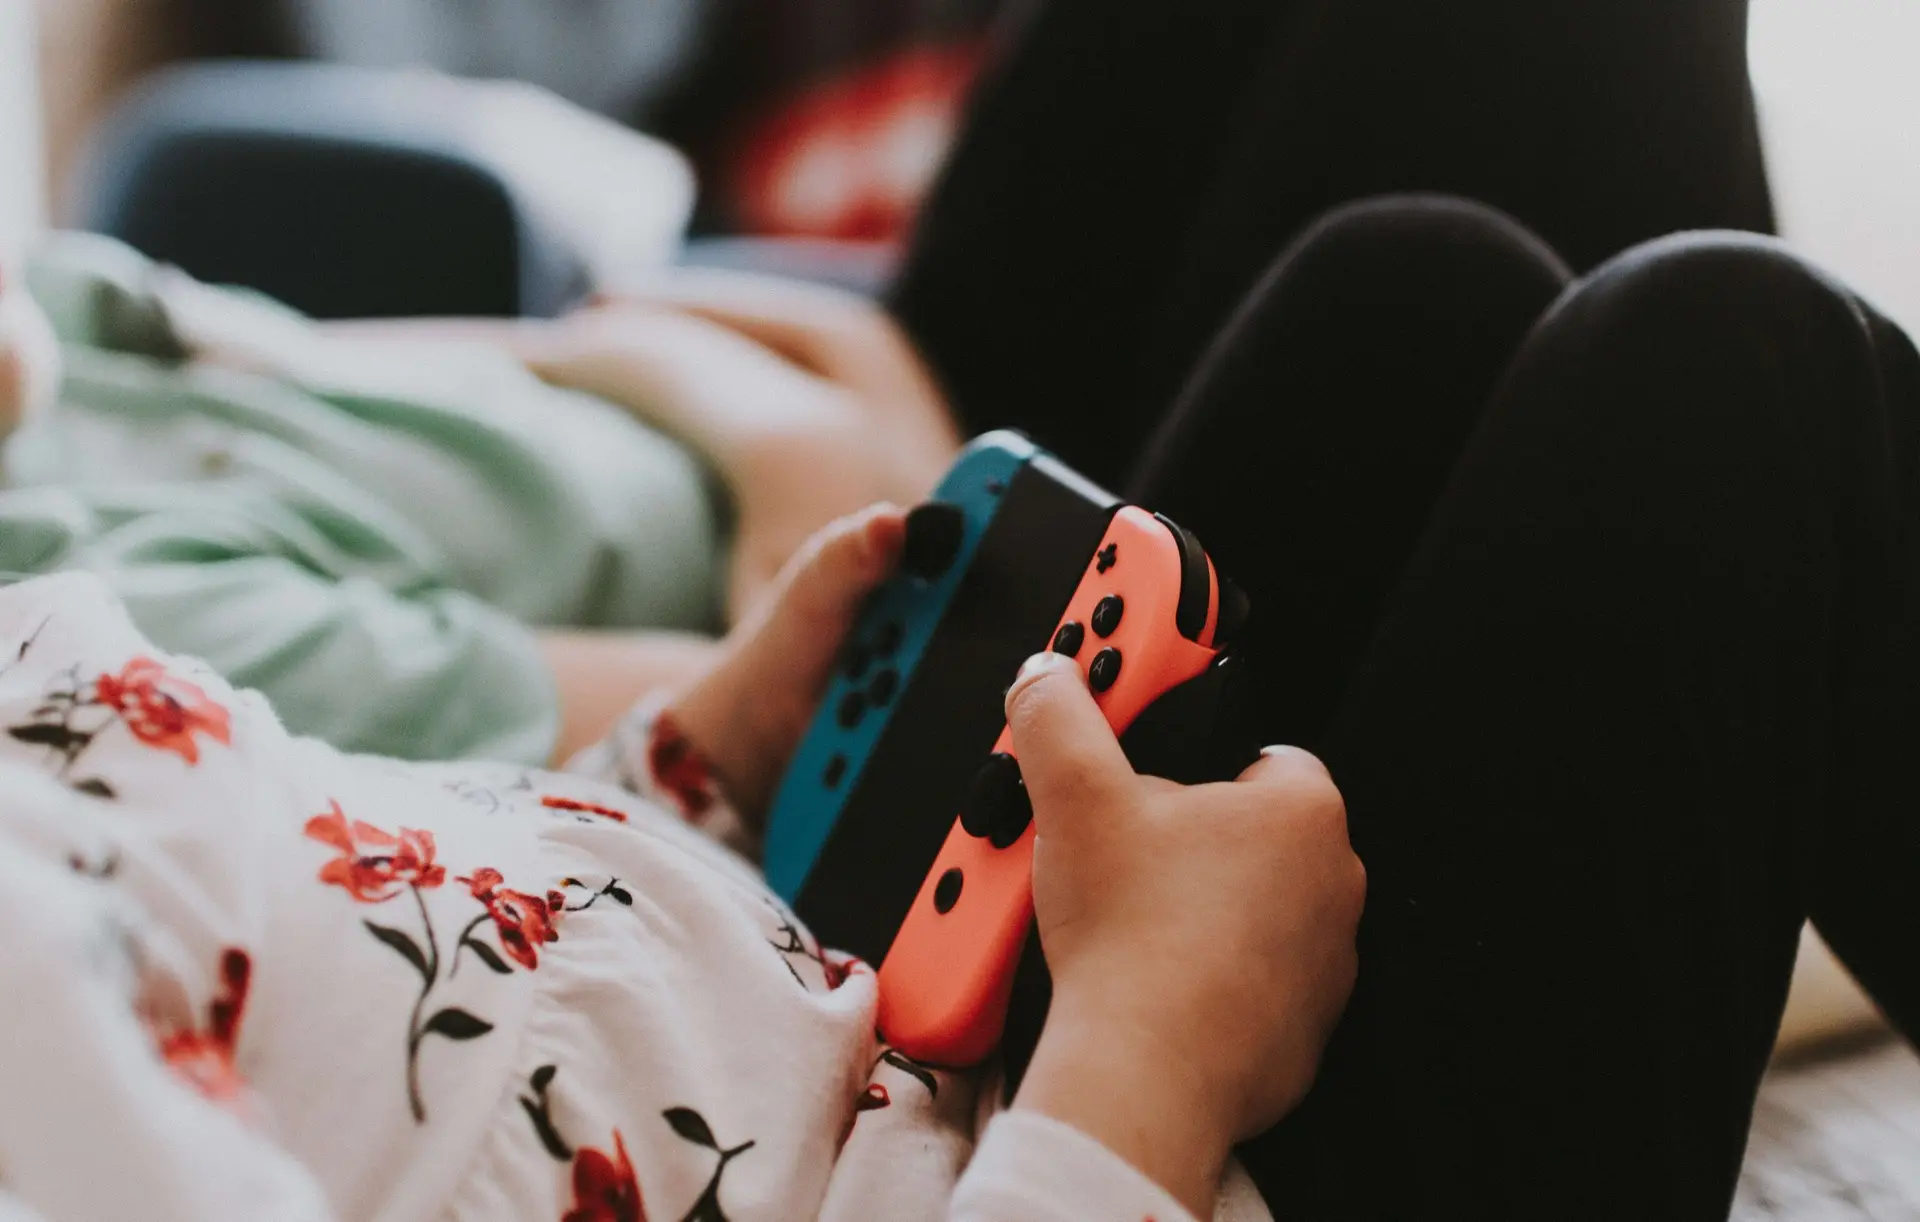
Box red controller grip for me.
[877,506,1223,1065]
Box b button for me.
[933,868,965,914]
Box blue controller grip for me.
[763,431,1041,901]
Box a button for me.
[1096,543,1119,573]
[961,753,1029,842]
[842,642,872,680]
[901,503,966,580]
[985,478,1007,495]
[869,668,898,706]
[1089,648,1123,692]
[837,691,868,728]
[874,622,905,656]
[1092,595,1125,638]
[1051,622,1085,657]
[824,755,848,787]
[933,868,964,914]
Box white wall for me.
[0,0,44,270]
[1751,0,1920,334]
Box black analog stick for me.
[961,752,1034,848]
[901,503,966,580]
[1213,577,1252,648]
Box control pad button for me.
[1092,595,1125,637]
[824,755,848,787]
[933,868,965,914]
[837,691,868,728]
[902,503,966,580]
[1089,648,1123,692]
[869,667,899,706]
[961,752,1032,847]
[1051,622,1085,657]
[842,642,872,679]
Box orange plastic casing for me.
[876,507,1221,1066]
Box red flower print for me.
[304,802,446,902]
[823,952,868,991]
[458,868,559,971]
[93,657,232,764]
[563,1130,646,1222]
[304,808,495,1123]
[542,795,630,823]
[647,710,717,820]
[154,949,252,1111]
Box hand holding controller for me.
[877,507,1254,1065]
[1006,668,1365,1214]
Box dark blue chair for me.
[74,60,897,320]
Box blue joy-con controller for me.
[765,432,1123,966]
[764,431,1041,900]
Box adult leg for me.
[1127,194,1572,747]
[888,0,1288,485]
[890,0,1769,488]
[1185,236,1920,1218]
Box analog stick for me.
[901,503,966,580]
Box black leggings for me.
[890,0,1772,491]
[1063,197,1920,1218]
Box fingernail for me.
[1007,652,1084,710]
[1017,651,1078,682]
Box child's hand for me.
[664,503,907,822]
[1005,651,1364,1216]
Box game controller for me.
[764,430,1122,963]
[875,506,1251,1067]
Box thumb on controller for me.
[1004,651,1135,837]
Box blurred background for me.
[9,0,1008,254]
[5,0,1919,321]
[2,0,1920,1211]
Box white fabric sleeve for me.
[0,574,335,1221]
[0,768,334,1222]
[564,691,760,858]
[951,1110,1200,1222]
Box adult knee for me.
[1503,232,1897,503]
[1542,233,1886,447]
[1257,193,1572,317]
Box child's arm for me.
[538,629,721,767]
[564,504,907,853]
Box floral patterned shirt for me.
[0,574,1267,1222]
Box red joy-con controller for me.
[876,507,1227,1066]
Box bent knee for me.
[1561,232,1872,366]
[1282,193,1573,296]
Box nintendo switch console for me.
[876,506,1251,1067]
[764,430,1122,961]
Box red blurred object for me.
[729,44,986,243]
